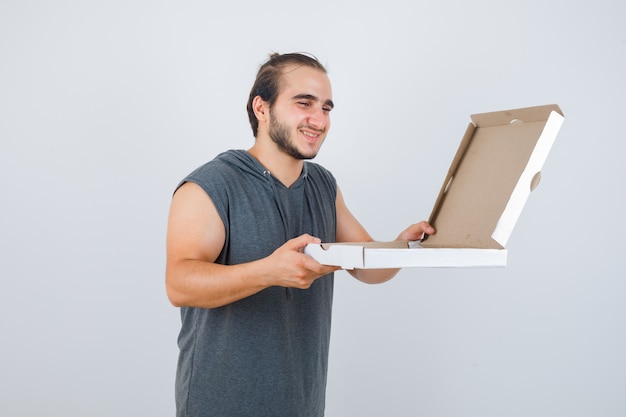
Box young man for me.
[166,52,434,417]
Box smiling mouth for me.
[300,127,324,139]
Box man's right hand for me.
[260,234,340,289]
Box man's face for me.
[267,65,334,160]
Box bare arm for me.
[165,182,339,309]
[335,187,434,284]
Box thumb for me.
[288,234,322,251]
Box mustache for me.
[299,124,325,134]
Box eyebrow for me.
[292,94,335,110]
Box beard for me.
[269,111,318,160]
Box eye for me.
[297,101,310,107]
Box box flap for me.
[492,108,564,246]
[421,104,564,249]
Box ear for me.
[252,96,269,124]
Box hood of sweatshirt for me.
[216,149,310,187]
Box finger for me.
[420,221,435,235]
[304,257,341,276]
[288,234,322,251]
[397,221,435,241]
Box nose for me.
[307,105,328,131]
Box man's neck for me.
[247,141,304,188]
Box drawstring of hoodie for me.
[263,169,293,300]
[263,170,290,241]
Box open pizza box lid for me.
[305,104,565,269]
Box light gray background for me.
[1,1,624,416]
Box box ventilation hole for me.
[530,171,542,191]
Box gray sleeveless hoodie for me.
[174,150,337,417]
